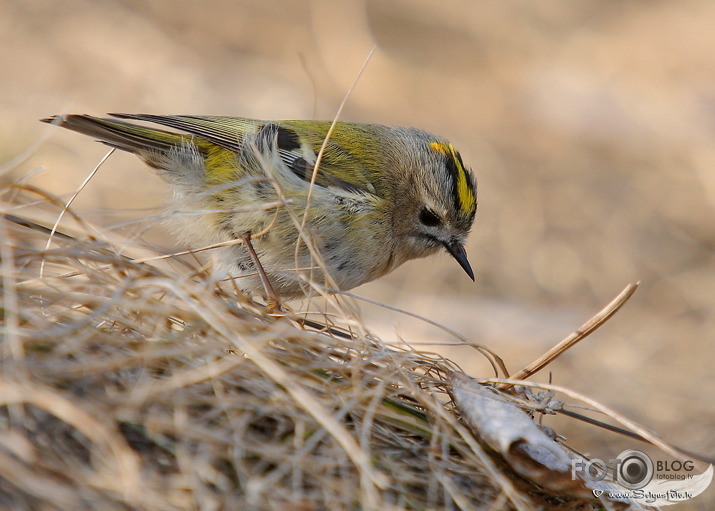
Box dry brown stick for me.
[500,282,639,388]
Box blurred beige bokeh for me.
[3,0,714,505]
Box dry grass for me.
[4,149,706,510]
[0,176,640,511]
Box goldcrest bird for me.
[42,114,477,298]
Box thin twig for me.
[502,282,639,387]
[41,148,115,278]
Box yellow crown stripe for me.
[448,144,475,215]
[430,142,475,216]
[429,141,448,154]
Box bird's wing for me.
[43,114,384,196]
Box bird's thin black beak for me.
[443,240,475,281]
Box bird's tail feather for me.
[41,114,186,154]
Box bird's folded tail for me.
[41,114,187,155]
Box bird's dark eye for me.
[419,208,441,227]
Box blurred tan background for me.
[3,0,714,505]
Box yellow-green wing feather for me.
[109,114,261,153]
[111,116,386,195]
[42,114,388,196]
[277,120,386,195]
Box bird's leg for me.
[240,232,281,312]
